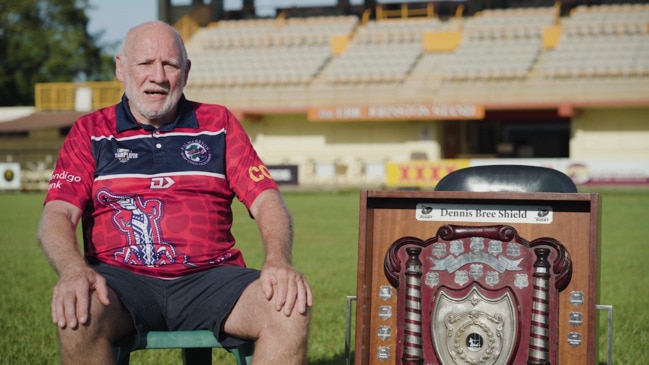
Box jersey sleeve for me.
[44,118,96,210]
[223,109,278,209]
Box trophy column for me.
[403,247,424,365]
[528,248,551,365]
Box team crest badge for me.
[181,140,211,166]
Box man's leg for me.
[223,280,310,365]
[57,287,135,365]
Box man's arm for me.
[249,189,313,316]
[37,200,110,329]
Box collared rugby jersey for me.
[45,95,278,278]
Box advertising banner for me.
[563,160,649,185]
[470,159,649,186]
[385,159,649,189]
[0,163,21,190]
[267,164,299,185]
[385,159,470,188]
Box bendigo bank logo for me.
[48,170,82,190]
[249,165,273,182]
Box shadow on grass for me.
[307,353,611,365]
[309,351,351,365]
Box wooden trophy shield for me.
[355,190,599,365]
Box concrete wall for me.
[3,106,649,189]
[571,107,649,160]
[242,114,442,185]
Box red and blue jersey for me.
[45,95,278,278]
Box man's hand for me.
[51,266,110,329]
[260,261,313,316]
[250,190,312,316]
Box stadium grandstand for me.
[1,0,648,190]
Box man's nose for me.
[149,62,166,83]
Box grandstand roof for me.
[0,110,86,132]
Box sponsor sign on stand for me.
[0,163,21,190]
[267,165,298,185]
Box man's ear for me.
[183,59,192,86]
[115,54,124,82]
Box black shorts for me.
[93,262,260,349]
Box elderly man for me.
[37,21,311,364]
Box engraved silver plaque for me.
[378,286,393,301]
[488,240,503,256]
[425,271,439,288]
[450,240,464,256]
[470,236,484,251]
[514,273,529,289]
[455,270,469,286]
[377,346,390,361]
[377,325,391,341]
[432,243,447,258]
[506,242,521,257]
[485,271,500,287]
[378,305,392,320]
[570,291,584,306]
[569,312,583,327]
[470,264,484,280]
[568,332,582,347]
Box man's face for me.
[116,26,190,126]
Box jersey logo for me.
[114,148,139,163]
[249,164,273,182]
[150,177,175,189]
[96,189,196,268]
[181,140,211,166]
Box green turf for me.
[0,189,646,364]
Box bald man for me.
[38,21,311,365]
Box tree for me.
[0,0,116,106]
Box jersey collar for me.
[116,94,199,132]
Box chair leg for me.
[229,342,255,365]
[182,347,212,365]
[113,346,130,365]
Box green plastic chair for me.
[113,330,254,365]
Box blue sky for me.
[85,0,375,53]
[87,0,159,54]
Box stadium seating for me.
[444,38,541,81]
[319,42,422,83]
[442,7,554,81]
[188,6,544,87]
[178,4,649,108]
[184,4,649,85]
[186,16,358,86]
[544,3,649,78]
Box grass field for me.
[0,189,647,364]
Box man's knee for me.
[225,281,310,340]
[58,289,133,349]
[288,311,310,345]
[263,305,310,340]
